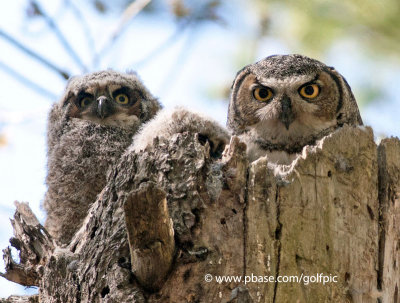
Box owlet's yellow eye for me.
[115,94,129,105]
[299,84,320,99]
[253,87,273,102]
[80,96,92,108]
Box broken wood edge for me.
[1,202,54,287]
[124,181,175,291]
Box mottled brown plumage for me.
[228,54,363,163]
[44,70,161,244]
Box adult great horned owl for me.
[228,54,363,164]
[44,70,161,244]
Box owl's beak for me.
[97,96,110,119]
[279,96,294,130]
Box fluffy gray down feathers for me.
[131,107,230,156]
[44,102,141,244]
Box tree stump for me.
[1,126,399,302]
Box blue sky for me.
[0,0,399,297]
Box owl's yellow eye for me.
[80,97,92,108]
[299,84,320,99]
[253,87,273,102]
[115,94,129,105]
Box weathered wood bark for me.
[1,126,400,302]
[0,201,54,287]
[246,126,380,302]
[124,182,175,291]
[0,295,39,303]
[377,138,400,302]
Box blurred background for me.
[0,0,399,297]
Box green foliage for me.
[255,0,400,57]
[87,0,400,58]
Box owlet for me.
[43,70,161,244]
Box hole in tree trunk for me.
[344,272,351,282]
[101,286,110,298]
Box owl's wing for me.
[328,67,363,126]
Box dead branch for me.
[0,61,57,99]
[124,182,175,290]
[30,1,86,71]
[0,30,70,80]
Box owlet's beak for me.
[279,95,295,130]
[97,96,110,119]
